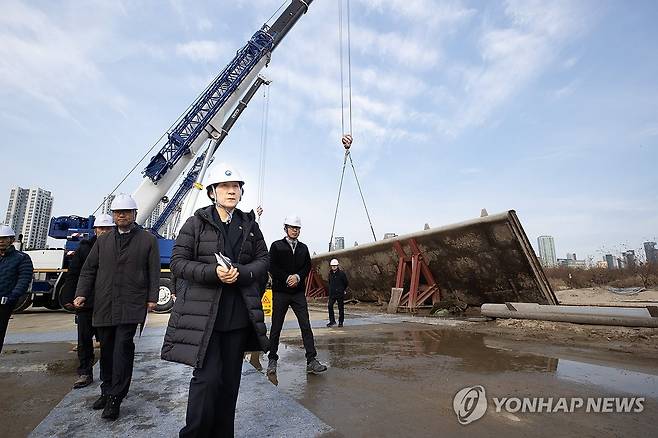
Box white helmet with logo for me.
[284,215,302,228]
[94,213,116,228]
[110,193,138,211]
[330,258,339,266]
[204,162,245,189]
[0,225,16,237]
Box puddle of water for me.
[271,324,658,436]
[557,359,658,398]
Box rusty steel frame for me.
[393,239,441,312]
[305,267,328,298]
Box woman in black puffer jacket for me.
[161,162,269,438]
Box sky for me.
[1,0,657,260]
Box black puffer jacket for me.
[161,206,269,368]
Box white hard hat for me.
[0,225,16,237]
[204,162,245,190]
[330,258,339,266]
[110,193,138,211]
[94,213,116,228]
[284,215,302,227]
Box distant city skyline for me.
[536,234,657,269]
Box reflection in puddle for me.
[277,326,658,400]
[270,323,658,436]
[556,360,658,398]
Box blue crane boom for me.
[151,76,271,234]
[133,0,313,225]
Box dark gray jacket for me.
[161,206,269,368]
[75,226,160,327]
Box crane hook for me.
[341,134,353,150]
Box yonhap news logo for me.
[453,385,488,425]
[453,385,646,425]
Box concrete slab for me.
[29,329,333,438]
[311,210,557,305]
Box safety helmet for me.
[93,213,116,228]
[330,258,339,266]
[284,215,302,228]
[110,193,138,211]
[0,225,16,237]
[204,162,245,190]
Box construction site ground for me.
[2,295,657,437]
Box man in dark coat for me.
[327,258,349,327]
[161,163,269,437]
[74,194,160,421]
[0,225,33,353]
[267,216,327,376]
[60,213,115,389]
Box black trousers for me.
[268,291,317,363]
[0,303,12,353]
[95,324,138,399]
[180,327,251,438]
[328,295,345,324]
[76,312,95,376]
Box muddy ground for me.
[2,303,657,437]
[1,342,81,438]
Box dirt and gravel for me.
[3,293,657,437]
[555,287,658,306]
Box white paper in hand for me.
[214,252,233,269]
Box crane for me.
[38,0,314,313]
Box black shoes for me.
[101,396,121,420]
[266,359,277,376]
[92,394,108,410]
[306,359,328,374]
[326,322,336,327]
[73,374,93,389]
[338,322,343,327]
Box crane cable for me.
[328,0,377,251]
[257,84,270,224]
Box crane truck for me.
[18,0,314,314]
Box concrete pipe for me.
[481,302,658,328]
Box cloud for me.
[0,0,134,122]
[197,18,213,31]
[175,40,232,62]
[435,0,591,136]
[350,27,442,70]
[356,0,476,32]
[550,80,578,100]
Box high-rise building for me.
[623,250,636,269]
[4,187,29,232]
[617,257,625,269]
[4,186,54,249]
[605,254,616,269]
[644,242,657,265]
[537,236,557,267]
[334,236,345,251]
